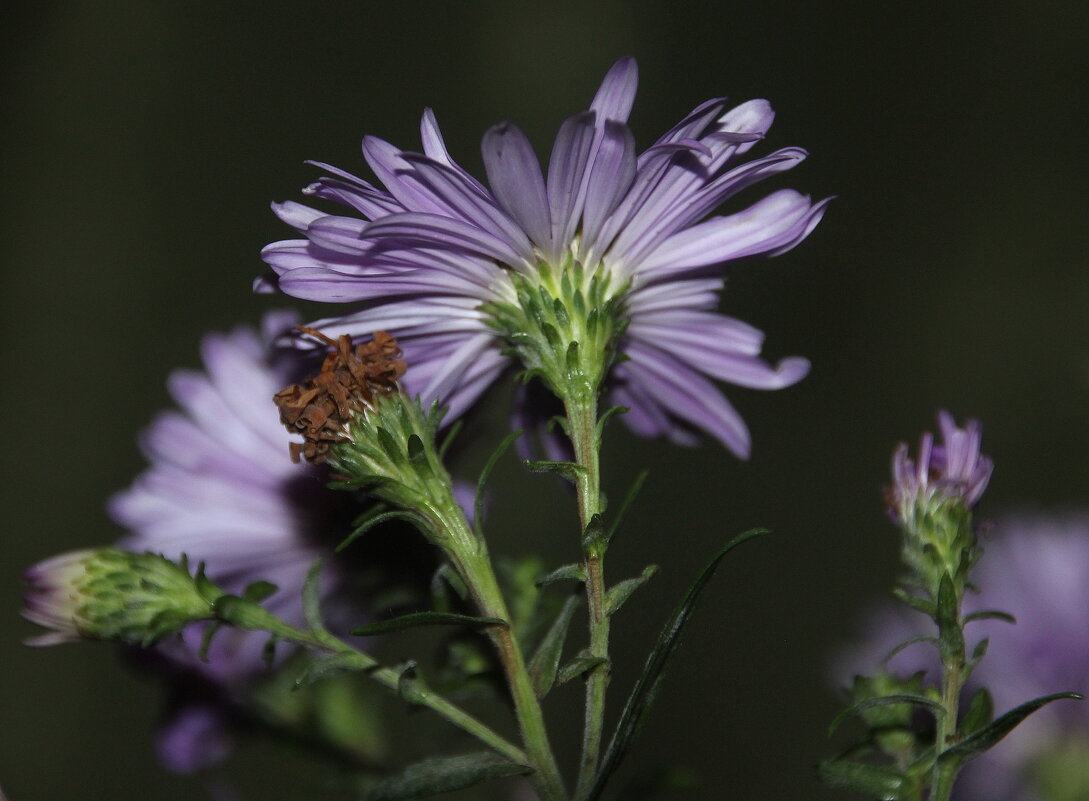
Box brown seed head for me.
[274,327,407,464]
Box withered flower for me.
[274,327,407,464]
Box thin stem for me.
[564,393,611,799]
[930,588,966,801]
[222,603,527,764]
[438,506,568,801]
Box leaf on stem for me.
[816,759,907,799]
[351,612,507,637]
[582,528,768,801]
[363,752,533,800]
[602,470,648,546]
[302,558,329,637]
[475,430,522,536]
[337,510,424,553]
[959,687,994,737]
[528,595,581,698]
[828,694,947,737]
[604,565,659,617]
[524,459,587,484]
[963,609,1017,625]
[557,652,609,686]
[294,651,368,689]
[536,563,586,587]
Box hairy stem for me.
[564,393,611,799]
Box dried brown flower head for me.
[274,327,407,464]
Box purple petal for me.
[581,120,637,260]
[546,111,596,257]
[361,212,526,266]
[482,122,552,250]
[419,108,489,195]
[590,57,639,124]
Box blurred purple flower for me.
[833,515,1089,801]
[261,57,829,457]
[888,410,993,524]
[109,311,356,771]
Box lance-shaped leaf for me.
[364,752,533,800]
[527,595,581,698]
[582,528,768,801]
[959,687,994,737]
[963,609,1016,625]
[524,459,586,484]
[935,573,964,664]
[828,694,947,737]
[893,588,936,616]
[242,580,278,603]
[604,565,659,617]
[557,651,609,686]
[302,558,329,637]
[602,469,648,546]
[475,430,522,535]
[936,691,1084,774]
[351,612,507,637]
[337,510,424,553]
[816,759,907,800]
[294,651,369,689]
[536,563,586,587]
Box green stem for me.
[217,600,526,765]
[436,503,568,801]
[564,393,611,799]
[930,590,966,801]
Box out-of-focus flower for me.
[106,311,359,771]
[261,57,828,457]
[833,515,1089,801]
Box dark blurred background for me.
[3,1,1088,799]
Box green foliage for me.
[816,759,907,800]
[351,612,507,637]
[363,752,532,800]
[583,529,768,801]
[603,565,658,617]
[527,594,581,699]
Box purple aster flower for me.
[108,311,360,769]
[261,57,829,457]
[832,515,1089,801]
[888,410,994,525]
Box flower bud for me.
[22,548,223,647]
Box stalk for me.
[563,392,610,799]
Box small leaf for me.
[893,588,935,616]
[828,694,946,737]
[965,637,990,680]
[935,574,964,664]
[535,563,586,587]
[338,510,423,553]
[242,580,278,603]
[406,433,426,462]
[524,459,586,484]
[557,653,608,686]
[583,528,768,801]
[430,563,468,613]
[959,687,994,736]
[963,609,1017,625]
[364,752,532,801]
[602,469,648,546]
[476,430,522,535]
[816,759,906,799]
[604,565,659,617]
[302,558,327,637]
[352,612,507,637]
[396,661,428,706]
[294,652,367,689]
[937,692,1084,772]
[198,621,224,662]
[595,405,629,442]
[882,635,939,664]
[582,513,607,554]
[528,595,581,699]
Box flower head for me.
[888,410,993,525]
[22,548,221,647]
[261,57,829,457]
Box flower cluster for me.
[261,57,829,457]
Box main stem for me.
[930,586,966,801]
[564,393,610,799]
[439,507,568,801]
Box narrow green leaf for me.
[294,651,367,689]
[935,574,964,664]
[364,752,532,800]
[965,637,990,680]
[816,759,906,799]
[437,419,463,460]
[959,687,994,736]
[584,528,768,801]
[893,587,935,616]
[337,510,423,553]
[396,661,427,706]
[407,433,426,462]
[527,595,581,699]
[582,513,607,555]
[302,558,327,637]
[351,612,506,637]
[430,563,468,614]
[198,621,224,662]
[375,426,406,465]
[242,580,278,603]
[476,430,522,535]
[828,694,946,736]
[524,459,586,483]
[964,609,1017,625]
[595,405,629,440]
[535,563,586,587]
[557,653,609,686]
[604,565,659,617]
[937,692,1084,772]
[882,635,939,664]
[602,470,648,546]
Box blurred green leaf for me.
[604,565,659,617]
[557,652,608,686]
[536,563,586,587]
[351,612,506,637]
[829,694,946,737]
[960,687,994,736]
[528,595,581,698]
[816,759,906,799]
[476,430,522,535]
[364,752,532,800]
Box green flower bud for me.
[22,548,223,647]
